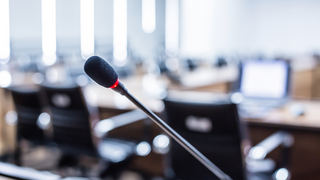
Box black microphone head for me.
[84,56,118,88]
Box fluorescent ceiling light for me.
[42,0,57,66]
[142,0,156,34]
[113,0,127,66]
[165,0,179,56]
[81,0,95,60]
[0,0,10,63]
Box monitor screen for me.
[240,60,288,99]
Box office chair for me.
[41,83,151,178]
[162,97,293,180]
[7,85,48,166]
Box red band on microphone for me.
[110,79,119,88]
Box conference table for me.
[1,65,320,179]
[84,75,320,180]
[84,75,320,130]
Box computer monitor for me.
[238,60,290,99]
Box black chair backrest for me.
[9,86,44,142]
[41,83,95,153]
[163,98,246,180]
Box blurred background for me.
[1,0,320,180]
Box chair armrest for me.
[0,162,60,180]
[94,109,148,137]
[248,131,294,160]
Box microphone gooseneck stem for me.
[124,91,232,180]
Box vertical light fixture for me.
[0,0,10,64]
[165,0,179,56]
[113,0,127,66]
[142,0,156,34]
[81,0,95,60]
[42,0,57,66]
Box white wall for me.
[8,0,165,59]
[237,0,320,56]
[127,0,165,58]
[180,0,320,60]
[10,0,42,55]
[56,0,81,54]
[8,0,320,60]
[180,0,241,60]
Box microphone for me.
[84,56,231,180]
[84,56,127,95]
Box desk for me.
[87,85,320,180]
[246,100,320,130]
[242,100,320,180]
[86,81,320,130]
[2,66,320,179]
[83,73,233,114]
[0,89,15,156]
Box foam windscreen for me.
[84,56,118,88]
